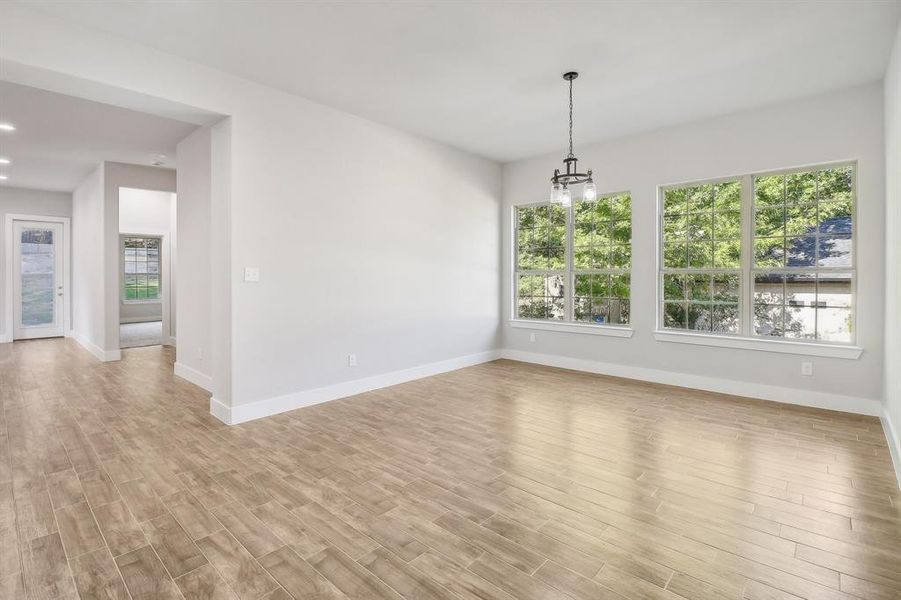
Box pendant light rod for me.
[565,71,577,158]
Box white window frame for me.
[654,161,861,359]
[121,234,163,305]
[510,193,634,338]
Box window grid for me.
[515,193,632,326]
[572,193,631,325]
[660,180,742,334]
[657,162,856,345]
[123,237,161,301]
[752,164,855,342]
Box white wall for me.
[72,164,105,354]
[0,186,72,340]
[502,85,885,412]
[175,126,213,389]
[883,21,901,484]
[0,7,501,416]
[118,187,176,325]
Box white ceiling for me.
[0,81,197,191]
[18,0,901,162]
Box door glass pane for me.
[20,228,55,326]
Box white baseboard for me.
[0,332,10,344]
[499,349,883,417]
[73,331,121,362]
[882,409,901,492]
[119,316,162,324]
[167,336,176,347]
[210,396,231,424]
[212,349,502,425]
[174,361,213,392]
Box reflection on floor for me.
[119,320,163,348]
[1,339,899,600]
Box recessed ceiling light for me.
[0,123,15,132]
[0,175,8,180]
[0,158,9,164]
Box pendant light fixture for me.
[550,72,595,207]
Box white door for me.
[13,221,65,340]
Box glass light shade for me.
[550,182,562,203]
[559,187,572,207]
[583,179,597,202]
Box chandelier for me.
[550,71,596,207]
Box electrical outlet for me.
[529,333,536,343]
[243,267,260,282]
[801,361,813,376]
[348,354,357,367]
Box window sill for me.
[510,320,634,338]
[122,299,162,305]
[653,330,862,359]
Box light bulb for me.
[583,179,597,202]
[550,182,562,203]
[559,187,572,207]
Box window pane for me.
[574,274,591,297]
[574,297,591,322]
[663,274,684,301]
[711,304,739,333]
[817,235,852,267]
[818,166,852,202]
[713,240,741,268]
[817,272,852,343]
[818,200,852,234]
[817,272,851,308]
[686,185,714,213]
[611,274,630,299]
[147,275,160,299]
[754,273,784,337]
[714,181,741,211]
[754,273,784,305]
[754,303,784,337]
[714,211,740,239]
[686,274,710,302]
[785,306,816,339]
[755,175,784,206]
[754,238,784,268]
[573,246,591,269]
[687,304,710,331]
[713,274,740,302]
[663,215,687,241]
[664,303,686,329]
[785,205,817,236]
[664,188,687,214]
[687,242,713,268]
[688,213,713,241]
[590,274,609,297]
[786,170,817,204]
[663,243,687,268]
[785,236,816,267]
[785,273,816,308]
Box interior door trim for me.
[3,214,71,343]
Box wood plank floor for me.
[1,338,899,600]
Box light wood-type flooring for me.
[1,338,900,600]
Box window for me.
[658,162,855,344]
[515,193,631,326]
[661,180,742,333]
[123,236,161,301]
[753,165,853,342]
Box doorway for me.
[118,187,176,349]
[4,216,70,340]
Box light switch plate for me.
[244,267,260,282]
